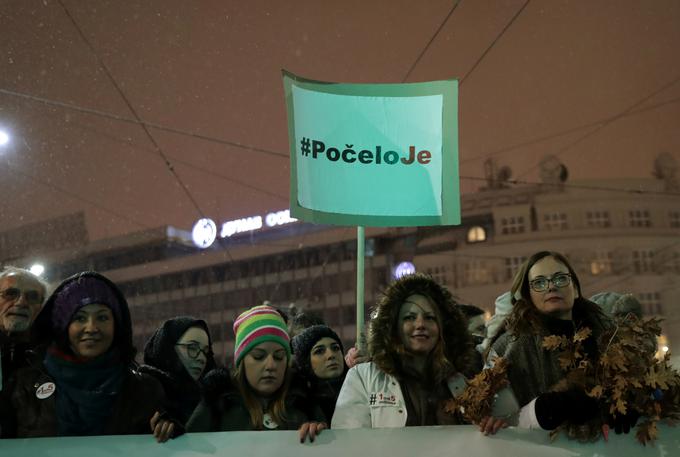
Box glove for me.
[534,390,600,430]
[607,410,640,434]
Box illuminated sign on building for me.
[393,261,416,278]
[192,218,218,248]
[192,210,297,248]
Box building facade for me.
[9,178,679,363]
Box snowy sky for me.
[1,0,679,240]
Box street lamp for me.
[0,129,10,146]
[30,263,45,277]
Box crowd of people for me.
[0,250,662,443]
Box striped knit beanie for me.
[233,305,291,367]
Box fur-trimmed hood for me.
[368,274,479,380]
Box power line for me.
[402,0,462,82]
[62,116,290,203]
[57,0,208,224]
[460,0,530,85]
[2,97,166,228]
[0,87,289,160]
[3,160,151,230]
[459,175,680,197]
[8,83,678,199]
[516,75,680,179]
[55,1,246,262]
[460,96,680,165]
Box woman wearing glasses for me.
[140,317,216,427]
[488,251,611,432]
[2,272,174,440]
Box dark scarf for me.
[312,375,345,422]
[397,364,460,426]
[44,347,125,436]
[540,312,575,337]
[138,364,201,425]
[539,306,602,361]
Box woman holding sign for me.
[332,273,509,432]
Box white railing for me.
[1,424,677,457]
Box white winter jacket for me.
[331,361,468,429]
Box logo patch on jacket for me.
[36,382,56,399]
[369,392,397,406]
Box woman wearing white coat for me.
[332,274,512,432]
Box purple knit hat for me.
[51,276,123,335]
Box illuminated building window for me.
[629,209,651,228]
[590,251,612,275]
[500,216,525,235]
[543,212,568,230]
[633,249,655,273]
[504,256,526,280]
[467,226,487,243]
[670,211,680,228]
[586,210,610,228]
[638,292,662,315]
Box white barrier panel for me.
[1,425,678,457]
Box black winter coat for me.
[186,368,325,432]
[0,334,41,437]
[4,362,166,438]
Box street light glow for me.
[30,264,45,276]
[0,130,9,146]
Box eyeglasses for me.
[0,288,43,305]
[529,273,572,292]
[176,343,211,359]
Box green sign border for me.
[282,70,459,227]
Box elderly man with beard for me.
[0,266,47,436]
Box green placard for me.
[282,70,460,227]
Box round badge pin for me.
[36,382,56,399]
[263,413,278,429]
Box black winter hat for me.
[291,325,344,378]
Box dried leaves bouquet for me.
[443,358,510,423]
[543,316,680,444]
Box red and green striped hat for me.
[233,305,290,366]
